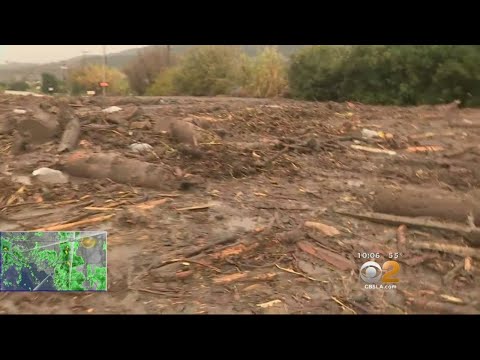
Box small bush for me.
[41,73,60,93]
[7,81,29,91]
[246,47,288,98]
[146,67,180,96]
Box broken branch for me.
[32,214,115,231]
[335,209,480,246]
[409,240,480,260]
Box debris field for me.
[0,94,479,314]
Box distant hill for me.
[0,45,308,83]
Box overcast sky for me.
[0,45,149,64]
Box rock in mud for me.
[169,119,199,147]
[130,120,152,130]
[102,106,122,113]
[32,167,69,184]
[107,104,143,125]
[129,142,153,154]
[16,106,59,144]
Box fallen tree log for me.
[372,187,480,226]
[334,209,480,246]
[62,151,203,190]
[57,116,81,153]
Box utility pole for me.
[166,45,171,66]
[102,45,107,96]
[60,64,68,94]
[81,50,89,67]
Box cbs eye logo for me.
[359,261,400,284]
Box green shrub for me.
[7,81,29,91]
[173,46,246,96]
[288,45,480,106]
[41,73,60,93]
[146,67,180,96]
[289,45,351,101]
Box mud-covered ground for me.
[1,94,480,314]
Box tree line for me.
[5,45,480,106]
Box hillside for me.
[0,45,307,83]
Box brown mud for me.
[1,94,480,314]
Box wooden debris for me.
[297,241,356,271]
[350,144,397,156]
[213,273,247,284]
[147,234,240,272]
[176,204,211,212]
[256,300,282,308]
[54,199,80,206]
[439,294,465,305]
[331,296,356,314]
[157,193,181,198]
[409,240,480,260]
[396,224,408,253]
[406,145,443,153]
[275,264,324,282]
[252,273,277,281]
[443,261,464,284]
[133,288,180,296]
[32,214,115,231]
[334,209,480,246]
[135,198,169,210]
[84,206,118,211]
[465,257,473,272]
[103,200,129,208]
[373,187,480,226]
[210,243,258,260]
[304,221,340,237]
[408,299,477,314]
[176,270,194,279]
[63,151,189,190]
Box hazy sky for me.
[0,45,149,64]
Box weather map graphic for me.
[0,231,107,291]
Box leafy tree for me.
[68,64,129,95]
[124,46,177,95]
[173,46,246,96]
[41,73,59,93]
[246,47,288,98]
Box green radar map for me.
[0,231,107,291]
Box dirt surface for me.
[1,94,480,314]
